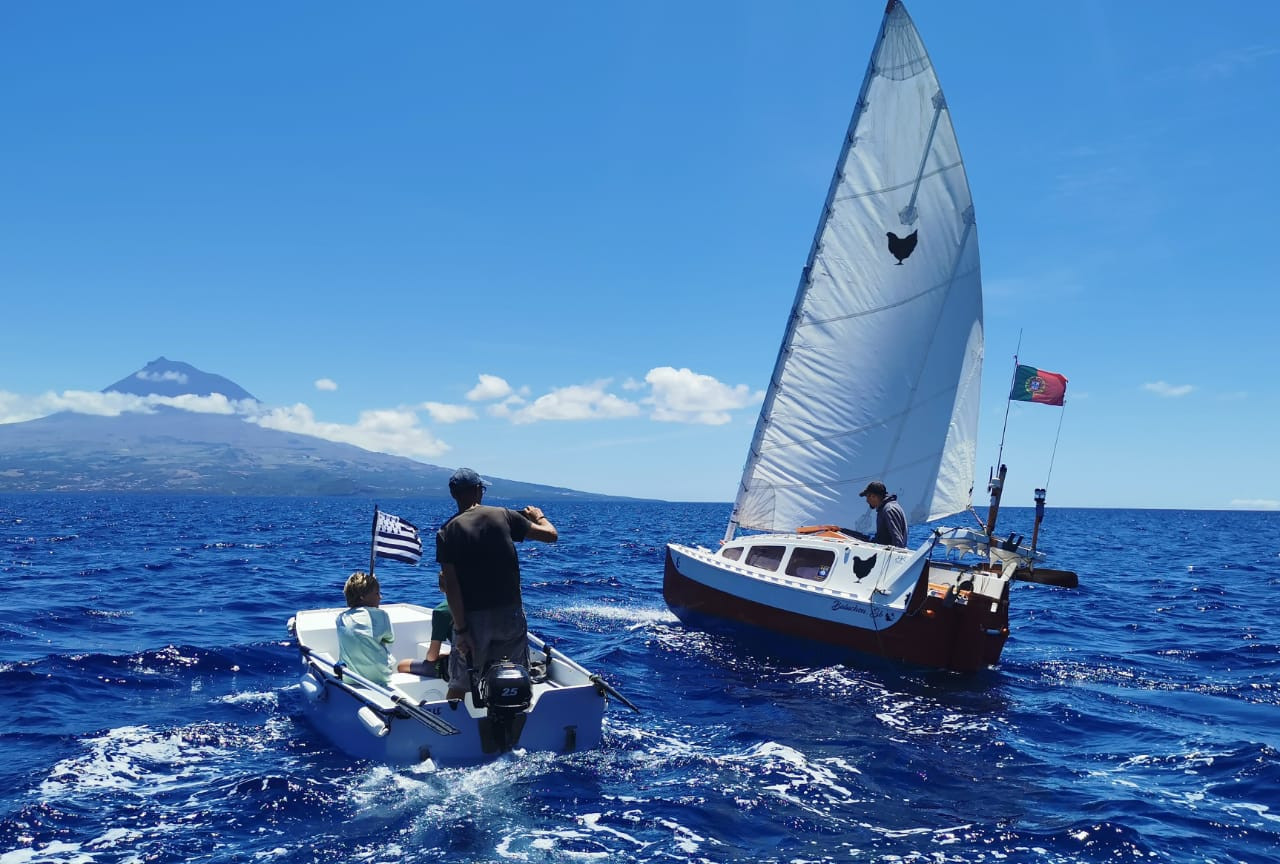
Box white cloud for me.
[485,393,527,419]
[162,394,242,414]
[0,389,246,423]
[1143,381,1194,398]
[467,374,513,402]
[2,366,758,463]
[249,403,449,460]
[643,366,763,425]
[0,387,451,463]
[1227,498,1280,511]
[481,368,760,426]
[137,370,188,384]
[508,381,641,424]
[421,401,477,423]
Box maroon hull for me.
[664,549,1009,672]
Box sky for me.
[2,2,1279,510]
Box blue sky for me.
[2,2,1278,510]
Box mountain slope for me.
[0,361,637,500]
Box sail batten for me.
[729,1,982,538]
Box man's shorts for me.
[447,603,529,693]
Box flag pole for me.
[369,504,379,577]
[993,330,1023,473]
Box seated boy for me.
[398,576,453,679]
[336,571,405,686]
[426,599,453,679]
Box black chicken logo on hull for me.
[886,230,918,265]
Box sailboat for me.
[663,0,1076,673]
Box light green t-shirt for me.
[336,606,395,685]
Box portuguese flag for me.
[1010,364,1067,405]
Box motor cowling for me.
[482,660,532,714]
[476,660,532,754]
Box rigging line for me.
[1044,403,1067,489]
[899,90,947,226]
[867,544,896,648]
[832,159,963,204]
[800,258,979,326]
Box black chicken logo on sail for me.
[886,230,918,265]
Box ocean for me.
[2,495,1278,863]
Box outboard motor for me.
[475,659,532,754]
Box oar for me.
[541,638,641,713]
[1013,567,1078,588]
[590,673,641,713]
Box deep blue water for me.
[2,495,1278,863]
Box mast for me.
[993,332,1023,473]
[985,464,1005,539]
[725,5,898,544]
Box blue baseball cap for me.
[448,467,490,490]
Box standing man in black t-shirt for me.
[436,467,558,701]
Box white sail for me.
[730,0,982,537]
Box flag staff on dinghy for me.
[368,505,423,578]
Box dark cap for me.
[859,481,887,498]
[448,467,490,490]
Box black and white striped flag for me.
[373,510,422,565]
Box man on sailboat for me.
[859,481,907,548]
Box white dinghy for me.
[289,507,634,765]
[289,602,620,766]
[664,0,1077,673]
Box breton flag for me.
[373,509,422,565]
[1010,364,1068,406]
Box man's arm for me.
[520,506,558,543]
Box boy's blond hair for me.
[343,571,379,607]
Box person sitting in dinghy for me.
[397,574,454,679]
[858,481,908,548]
[335,571,424,685]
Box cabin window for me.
[786,547,835,582]
[744,545,785,572]
[720,546,743,561]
